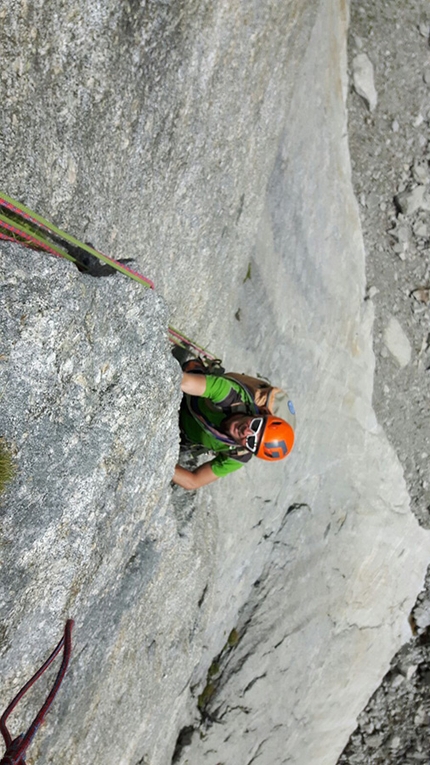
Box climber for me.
[172,365,296,491]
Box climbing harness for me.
[180,356,296,460]
[0,620,74,765]
[0,191,216,361]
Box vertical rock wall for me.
[0,249,211,764]
[0,1,429,764]
[174,0,430,763]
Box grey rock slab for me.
[367,285,380,299]
[176,1,430,763]
[413,220,429,237]
[0,246,215,765]
[383,316,413,367]
[394,185,430,215]
[413,162,429,185]
[352,52,378,111]
[418,21,430,38]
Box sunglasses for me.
[245,417,264,453]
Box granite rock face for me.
[174,2,430,763]
[0,250,208,763]
[0,1,429,765]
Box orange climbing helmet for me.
[245,415,295,461]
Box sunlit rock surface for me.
[0,1,429,764]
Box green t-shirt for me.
[180,375,255,477]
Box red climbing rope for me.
[0,620,74,765]
[0,214,67,260]
[0,193,155,289]
[0,191,217,360]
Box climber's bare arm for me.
[180,372,207,396]
[172,462,219,490]
[175,374,216,489]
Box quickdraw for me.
[0,191,217,361]
[0,620,74,765]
